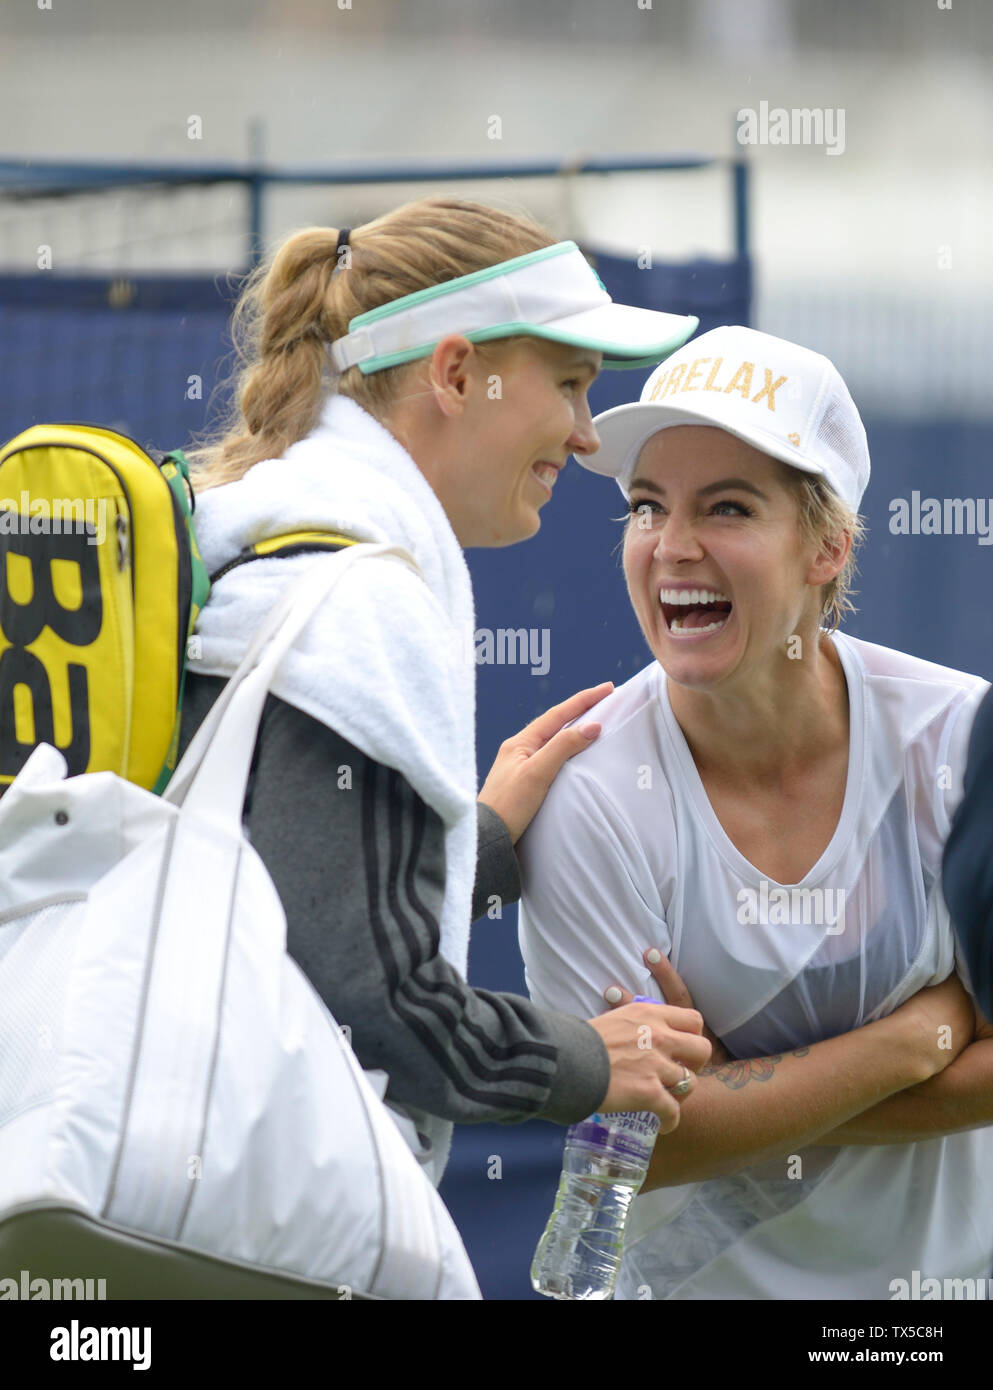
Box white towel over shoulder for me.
[188,393,479,980]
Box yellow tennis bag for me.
[0,424,352,794]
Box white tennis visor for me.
[329,241,699,375]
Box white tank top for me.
[518,632,993,1300]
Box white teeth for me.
[659,587,731,605]
[670,616,729,636]
[533,464,557,486]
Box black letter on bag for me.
[0,647,90,777]
[0,527,97,776]
[0,529,102,646]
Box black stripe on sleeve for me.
[362,760,556,1110]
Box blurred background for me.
[2,0,991,1299]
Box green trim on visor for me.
[354,317,701,375]
[347,241,580,331]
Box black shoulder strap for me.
[208,531,358,586]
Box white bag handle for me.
[164,541,422,825]
[107,541,427,1240]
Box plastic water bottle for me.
[531,997,664,1300]
[530,1109,659,1300]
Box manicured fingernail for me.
[604,986,623,1004]
[581,723,601,740]
[645,948,663,965]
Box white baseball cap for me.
[330,241,699,375]
[581,325,870,512]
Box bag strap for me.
[207,530,359,586]
[162,542,422,828]
[104,541,445,1267]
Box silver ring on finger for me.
[667,1066,692,1098]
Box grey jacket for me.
[177,673,610,1128]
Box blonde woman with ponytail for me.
[177,198,709,1189]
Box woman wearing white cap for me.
[517,324,993,1300]
[179,197,712,1195]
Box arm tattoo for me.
[701,1046,810,1090]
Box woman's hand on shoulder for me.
[477,682,612,844]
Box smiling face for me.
[622,425,840,692]
[443,338,602,547]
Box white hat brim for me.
[581,401,828,490]
[521,304,698,367]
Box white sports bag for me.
[0,543,481,1300]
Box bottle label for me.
[569,1110,660,1164]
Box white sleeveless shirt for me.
[518,633,993,1299]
